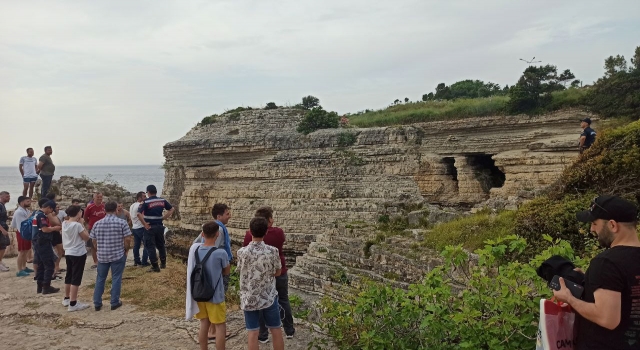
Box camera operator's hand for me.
[553,277,574,304]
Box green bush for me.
[316,235,597,350]
[297,107,340,134]
[513,194,594,256]
[198,114,218,126]
[223,106,252,114]
[337,132,357,147]
[554,120,640,202]
[585,62,640,120]
[422,210,516,252]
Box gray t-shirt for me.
[195,246,229,304]
[38,154,55,176]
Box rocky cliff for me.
[162,108,594,293]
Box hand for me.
[552,277,574,304]
[144,223,151,230]
[574,267,584,274]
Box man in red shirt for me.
[243,207,295,342]
[84,192,106,269]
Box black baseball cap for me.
[576,195,638,223]
[580,118,592,124]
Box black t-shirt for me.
[577,246,640,350]
[581,127,597,148]
[0,202,8,230]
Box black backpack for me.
[191,247,220,302]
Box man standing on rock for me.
[90,201,132,311]
[243,206,296,341]
[11,196,34,277]
[37,146,55,197]
[129,192,149,267]
[84,192,106,269]
[579,118,597,153]
[137,185,174,272]
[0,191,11,272]
[19,148,39,198]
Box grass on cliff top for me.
[419,210,516,252]
[81,257,241,317]
[348,88,588,128]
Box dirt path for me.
[0,252,326,350]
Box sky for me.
[1,0,639,166]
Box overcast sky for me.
[1,0,638,166]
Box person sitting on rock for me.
[579,118,596,153]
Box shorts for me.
[23,177,38,183]
[51,231,63,246]
[16,231,32,251]
[243,297,281,331]
[0,232,10,250]
[195,302,226,324]
[64,254,87,286]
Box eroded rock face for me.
[162,108,594,291]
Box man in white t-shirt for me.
[19,148,39,198]
[61,205,91,311]
[10,196,34,277]
[129,191,149,266]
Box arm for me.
[19,163,24,177]
[124,235,132,256]
[579,135,586,147]
[37,161,44,172]
[274,268,282,277]
[79,228,90,241]
[42,225,62,233]
[162,207,175,221]
[125,210,132,226]
[222,264,231,276]
[554,278,621,330]
[137,212,150,230]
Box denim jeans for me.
[143,225,166,265]
[259,273,295,339]
[40,174,53,197]
[93,254,126,307]
[132,228,148,265]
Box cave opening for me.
[442,157,458,183]
[467,154,506,193]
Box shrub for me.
[336,132,357,147]
[422,210,516,252]
[265,102,278,110]
[297,107,340,134]
[553,120,640,202]
[227,112,240,121]
[513,194,594,256]
[316,235,596,350]
[302,95,320,109]
[198,114,218,126]
[223,106,252,114]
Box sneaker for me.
[111,301,123,311]
[42,286,60,294]
[51,275,63,281]
[68,302,90,312]
[147,266,161,273]
[0,264,9,272]
[16,270,30,277]
[0,261,8,268]
[62,298,70,307]
[258,337,270,344]
[24,267,35,273]
[90,265,98,269]
[286,334,295,339]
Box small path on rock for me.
[0,252,325,350]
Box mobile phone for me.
[549,275,584,299]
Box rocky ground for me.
[0,251,327,350]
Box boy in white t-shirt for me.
[61,205,91,312]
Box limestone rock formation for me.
[162,108,595,293]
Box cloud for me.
[1,0,639,166]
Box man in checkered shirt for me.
[90,201,132,311]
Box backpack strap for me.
[195,246,217,265]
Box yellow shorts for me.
[195,302,226,324]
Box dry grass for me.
[80,257,241,317]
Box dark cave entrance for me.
[466,154,506,193]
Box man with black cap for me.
[137,185,174,272]
[579,118,597,153]
[553,195,640,349]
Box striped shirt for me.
[89,214,132,263]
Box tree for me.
[558,69,576,87]
[404,97,409,103]
[631,46,640,71]
[301,95,320,110]
[570,79,582,88]
[296,107,340,134]
[434,83,451,100]
[393,99,401,105]
[604,55,627,76]
[265,102,278,110]
[507,64,564,113]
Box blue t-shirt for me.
[216,220,233,261]
[138,196,172,226]
[195,245,229,304]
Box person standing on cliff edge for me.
[19,148,39,198]
[579,118,596,154]
[137,185,174,273]
[37,146,55,197]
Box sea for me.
[0,165,165,208]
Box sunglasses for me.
[591,196,611,215]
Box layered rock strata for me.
[162,108,594,291]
